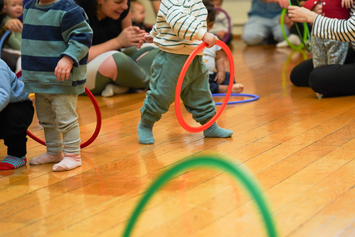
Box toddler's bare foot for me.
[218,83,244,93]
[232,84,244,93]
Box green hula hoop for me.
[280,8,311,51]
[122,155,278,237]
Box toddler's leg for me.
[53,153,81,172]
[0,101,34,170]
[138,51,182,144]
[203,122,233,138]
[30,152,64,165]
[52,94,81,171]
[138,121,154,144]
[0,155,26,170]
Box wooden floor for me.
[1,40,355,237]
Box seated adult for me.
[75,0,158,97]
[0,0,23,72]
[288,4,355,97]
[241,0,289,45]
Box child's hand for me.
[4,19,22,32]
[215,72,225,84]
[202,32,216,48]
[55,56,73,81]
[342,0,353,8]
[143,33,154,43]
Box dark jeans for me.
[290,47,355,97]
[209,71,235,93]
[0,100,34,157]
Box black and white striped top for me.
[150,0,208,55]
[313,5,355,48]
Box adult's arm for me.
[88,26,145,62]
[288,5,355,42]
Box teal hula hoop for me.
[122,155,278,237]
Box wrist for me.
[115,38,122,50]
[308,12,317,24]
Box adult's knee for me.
[308,70,325,94]
[242,32,265,45]
[290,59,313,87]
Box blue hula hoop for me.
[213,93,259,105]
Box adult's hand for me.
[342,0,353,8]
[116,26,145,49]
[288,6,317,24]
[278,0,290,8]
[281,14,294,29]
[4,19,22,32]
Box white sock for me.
[276,34,301,48]
[52,153,81,171]
[101,84,129,97]
[288,34,301,46]
[30,152,64,165]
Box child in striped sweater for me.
[21,0,92,171]
[138,0,233,144]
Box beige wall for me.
[141,0,251,36]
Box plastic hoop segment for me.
[280,0,312,52]
[20,68,102,149]
[215,8,231,43]
[212,93,259,105]
[122,155,278,237]
[175,40,234,133]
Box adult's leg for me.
[135,48,159,77]
[271,15,289,43]
[309,63,355,97]
[290,47,355,88]
[290,59,313,87]
[241,16,271,45]
[111,52,150,89]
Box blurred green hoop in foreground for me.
[122,155,278,237]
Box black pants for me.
[290,47,355,97]
[0,100,34,157]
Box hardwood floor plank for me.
[1,40,355,236]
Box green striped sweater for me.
[21,0,93,94]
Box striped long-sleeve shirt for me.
[21,0,93,95]
[313,4,355,49]
[150,0,208,55]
